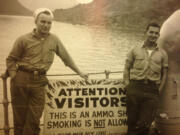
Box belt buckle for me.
[144,79,148,84]
[33,70,40,80]
[34,70,39,75]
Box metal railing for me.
[0,73,10,135]
[0,70,123,135]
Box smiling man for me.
[123,22,168,135]
[6,8,88,135]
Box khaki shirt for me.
[6,30,76,74]
[124,44,168,84]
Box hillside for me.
[1,0,180,30]
[0,0,32,16]
[54,0,180,30]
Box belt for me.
[18,66,46,75]
[131,79,156,85]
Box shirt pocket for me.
[150,62,162,73]
[150,54,163,72]
[25,42,42,57]
[43,48,54,63]
[133,55,145,69]
[151,52,162,63]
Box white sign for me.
[44,79,127,135]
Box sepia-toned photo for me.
[0,0,180,135]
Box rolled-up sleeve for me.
[124,48,134,70]
[123,48,134,83]
[6,37,24,74]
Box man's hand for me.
[158,85,163,95]
[79,72,88,80]
[9,71,17,80]
[122,80,129,90]
[124,80,129,87]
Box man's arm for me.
[6,37,24,79]
[123,48,134,87]
[159,67,168,94]
[55,38,88,80]
[159,49,168,94]
[123,65,130,86]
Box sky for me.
[18,0,94,11]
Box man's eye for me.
[48,22,52,25]
[41,20,45,23]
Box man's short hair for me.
[146,22,160,32]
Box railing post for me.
[104,70,110,79]
[1,73,10,135]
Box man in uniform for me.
[6,8,88,135]
[123,22,168,135]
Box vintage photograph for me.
[0,0,180,135]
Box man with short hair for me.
[6,8,88,135]
[123,22,168,135]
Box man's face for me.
[35,13,53,35]
[145,26,160,43]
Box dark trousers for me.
[10,71,48,135]
[126,80,159,135]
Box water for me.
[0,15,143,130]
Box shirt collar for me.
[32,29,49,40]
[141,42,159,50]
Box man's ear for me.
[35,17,38,24]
